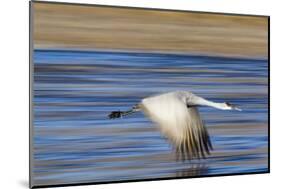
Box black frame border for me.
[29,1,270,188]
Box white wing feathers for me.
[140,92,212,159]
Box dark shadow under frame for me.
[29,0,270,188]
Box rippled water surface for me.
[32,49,268,186]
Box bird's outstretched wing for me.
[141,93,212,160]
[175,106,212,160]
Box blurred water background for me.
[32,49,268,186]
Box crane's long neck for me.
[197,98,227,110]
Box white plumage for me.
[109,91,241,160]
[141,92,195,144]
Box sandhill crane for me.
[108,91,241,160]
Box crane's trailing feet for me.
[108,110,136,119]
[109,105,140,119]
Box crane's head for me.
[224,102,242,111]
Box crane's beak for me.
[233,106,242,111]
[226,102,242,111]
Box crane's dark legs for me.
[108,104,140,119]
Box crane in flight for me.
[108,91,241,160]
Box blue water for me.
[32,49,268,186]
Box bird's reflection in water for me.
[175,163,209,177]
